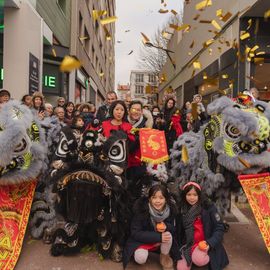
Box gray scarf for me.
[182,203,202,266]
[149,203,170,228]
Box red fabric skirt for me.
[137,243,160,251]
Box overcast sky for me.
[115,0,183,86]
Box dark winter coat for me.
[177,202,229,270]
[96,104,110,123]
[123,197,180,269]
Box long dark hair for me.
[180,184,210,210]
[109,100,128,120]
[148,184,178,215]
[163,98,176,123]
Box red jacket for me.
[102,120,135,142]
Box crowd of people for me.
[0,88,231,270]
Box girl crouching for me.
[123,184,180,269]
[177,182,229,270]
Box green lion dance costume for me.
[170,95,270,214]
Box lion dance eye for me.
[224,123,241,139]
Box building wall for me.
[3,1,43,99]
[70,0,116,104]
[36,0,71,47]
[159,0,259,107]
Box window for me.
[92,46,95,62]
[135,74,144,83]
[79,12,83,38]
[84,27,90,53]
[148,74,156,83]
[57,0,66,15]
[135,85,144,94]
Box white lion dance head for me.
[0,101,47,185]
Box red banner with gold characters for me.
[139,128,169,164]
[238,173,270,254]
[0,180,36,270]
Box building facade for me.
[130,70,159,104]
[70,0,116,107]
[1,0,116,106]
[159,0,270,108]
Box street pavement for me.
[15,202,270,270]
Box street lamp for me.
[144,41,176,70]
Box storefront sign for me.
[42,63,61,95]
[29,53,40,95]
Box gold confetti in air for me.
[222,74,229,79]
[221,12,232,22]
[211,20,221,30]
[52,48,57,57]
[216,9,223,18]
[171,9,178,16]
[256,51,266,55]
[92,10,107,21]
[203,39,214,47]
[158,9,169,14]
[193,61,201,69]
[254,58,264,65]
[100,16,118,25]
[250,45,259,52]
[208,48,213,55]
[199,20,212,24]
[238,157,251,168]
[203,72,208,79]
[264,9,270,19]
[193,14,200,20]
[240,32,250,40]
[79,36,89,41]
[60,56,81,73]
[247,19,252,30]
[169,24,190,31]
[103,26,112,41]
[195,0,212,11]
[99,72,104,77]
[141,32,150,44]
[181,145,189,164]
[189,40,195,48]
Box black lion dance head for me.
[50,130,130,262]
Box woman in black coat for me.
[176,182,229,270]
[123,184,181,269]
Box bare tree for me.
[137,14,182,75]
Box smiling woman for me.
[102,100,135,142]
